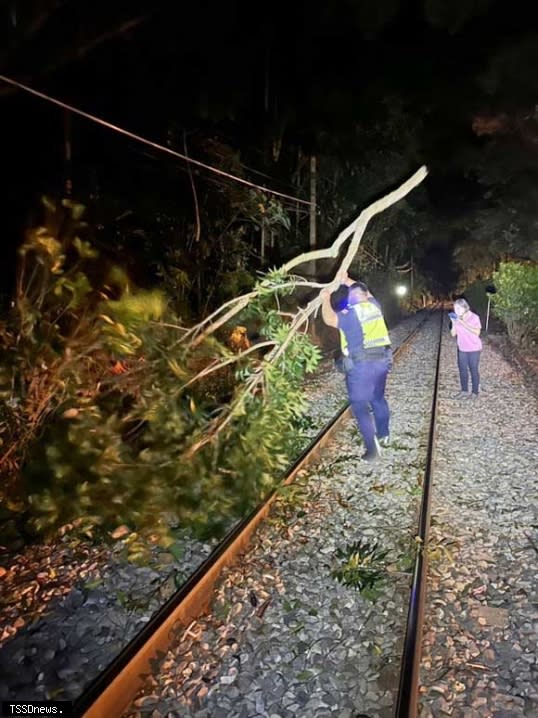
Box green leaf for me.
[73,236,99,259]
[168,541,184,561]
[61,198,85,220]
[84,577,103,590]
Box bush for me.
[492,261,538,346]
[0,197,165,488]
[22,298,320,544]
[1,203,321,548]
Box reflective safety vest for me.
[340,300,391,355]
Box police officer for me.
[321,271,392,461]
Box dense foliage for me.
[0,198,320,551]
[492,261,538,346]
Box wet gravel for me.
[419,325,538,718]
[0,311,427,703]
[123,312,442,718]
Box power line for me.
[0,74,313,207]
[123,145,306,214]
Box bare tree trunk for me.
[64,109,72,196]
[260,221,266,261]
[308,155,317,276]
[309,156,317,250]
[295,147,302,244]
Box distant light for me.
[395,285,407,297]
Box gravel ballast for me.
[4,311,535,716]
[419,325,538,718]
[0,312,427,703]
[123,313,442,718]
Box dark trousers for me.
[457,350,481,394]
[346,360,390,453]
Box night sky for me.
[1,0,538,295]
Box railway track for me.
[74,310,443,718]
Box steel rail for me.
[395,311,444,717]
[75,311,433,718]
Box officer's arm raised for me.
[320,289,339,328]
[336,269,354,287]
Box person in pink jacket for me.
[450,298,483,399]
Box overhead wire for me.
[0,73,313,207]
[122,144,307,215]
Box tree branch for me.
[178,166,428,456]
[179,279,325,350]
[180,340,277,390]
[178,166,428,355]
[281,165,428,273]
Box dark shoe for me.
[378,435,390,448]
